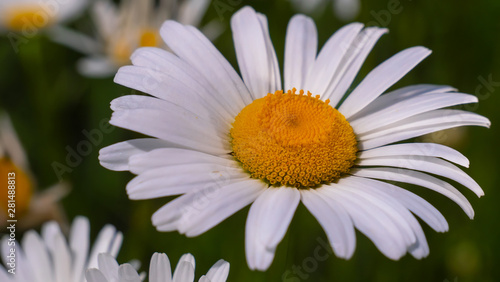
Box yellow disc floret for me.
[230,89,358,188]
[5,6,52,31]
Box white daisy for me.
[0,0,88,32]
[290,0,360,22]
[0,216,122,281]
[99,6,490,271]
[49,0,216,78]
[0,112,69,231]
[86,252,230,282]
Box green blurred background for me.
[1,0,499,281]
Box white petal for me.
[178,0,211,26]
[47,25,100,55]
[110,95,229,136]
[149,253,172,282]
[99,138,173,171]
[77,56,117,78]
[97,253,120,282]
[304,23,364,97]
[358,110,490,150]
[86,269,109,282]
[22,231,54,282]
[118,264,141,282]
[231,7,281,99]
[359,109,490,140]
[350,167,474,218]
[339,47,431,118]
[160,20,253,109]
[87,225,121,270]
[356,155,484,196]
[205,260,230,282]
[110,109,230,155]
[177,179,265,237]
[91,0,118,39]
[126,164,248,200]
[348,84,458,120]
[56,0,88,23]
[300,189,356,259]
[48,231,72,282]
[69,216,90,282]
[325,27,388,107]
[127,148,236,175]
[173,260,195,282]
[320,185,407,260]
[246,187,300,270]
[338,177,430,258]
[358,143,470,167]
[151,179,263,233]
[114,64,234,124]
[336,180,417,247]
[284,15,317,91]
[345,176,448,232]
[350,92,478,134]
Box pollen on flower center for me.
[230,89,358,188]
[5,6,52,31]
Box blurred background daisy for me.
[1,0,499,281]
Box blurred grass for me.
[1,0,500,281]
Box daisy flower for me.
[49,0,216,78]
[0,216,122,281]
[0,0,88,32]
[86,252,230,282]
[99,6,490,271]
[290,0,360,22]
[0,112,69,231]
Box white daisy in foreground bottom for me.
[0,216,122,281]
[86,252,230,282]
[99,6,490,271]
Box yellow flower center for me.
[230,89,358,188]
[110,29,159,66]
[140,29,159,47]
[5,6,52,31]
[0,158,32,216]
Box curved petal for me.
[126,164,248,200]
[149,253,172,282]
[245,187,300,270]
[151,179,263,232]
[231,7,281,99]
[350,93,478,134]
[205,260,230,282]
[110,109,230,155]
[99,138,174,171]
[320,185,407,260]
[303,22,364,97]
[160,20,253,109]
[350,167,474,218]
[300,189,356,259]
[114,65,233,126]
[323,27,388,106]
[358,143,470,167]
[284,15,317,91]
[356,155,484,196]
[339,47,431,118]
